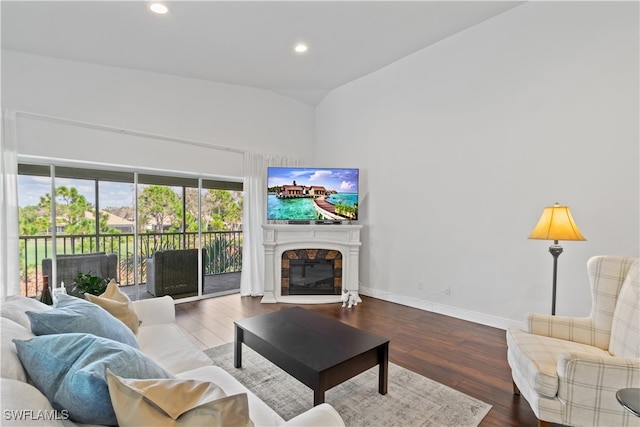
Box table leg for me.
[314,388,325,406]
[234,326,243,368]
[378,342,389,395]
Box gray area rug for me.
[205,342,491,427]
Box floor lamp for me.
[528,203,586,315]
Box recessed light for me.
[294,43,308,54]
[150,3,168,14]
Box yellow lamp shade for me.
[529,203,586,241]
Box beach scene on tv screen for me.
[267,167,358,221]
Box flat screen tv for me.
[267,167,359,222]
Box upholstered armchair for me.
[146,249,206,297]
[507,255,640,427]
[42,252,118,289]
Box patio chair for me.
[146,249,206,297]
[42,252,118,289]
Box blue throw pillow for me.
[13,333,171,425]
[26,293,138,348]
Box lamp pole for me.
[549,241,563,315]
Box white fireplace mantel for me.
[261,224,363,304]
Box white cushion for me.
[132,295,176,325]
[0,317,34,381]
[136,323,212,375]
[0,295,51,329]
[0,378,70,426]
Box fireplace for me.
[282,249,342,296]
[262,224,362,304]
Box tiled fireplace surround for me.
[281,248,343,296]
[261,224,363,303]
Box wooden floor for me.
[174,294,554,427]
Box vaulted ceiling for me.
[2,1,523,105]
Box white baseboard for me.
[359,286,526,331]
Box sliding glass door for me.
[17,163,243,301]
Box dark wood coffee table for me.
[234,306,389,406]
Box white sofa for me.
[1,294,345,427]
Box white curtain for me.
[240,151,299,296]
[1,110,21,298]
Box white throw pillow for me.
[0,295,51,329]
[0,317,35,381]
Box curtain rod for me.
[14,110,246,155]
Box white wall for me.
[2,50,315,177]
[316,2,639,328]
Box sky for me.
[17,176,237,210]
[18,176,135,208]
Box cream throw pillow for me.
[106,370,254,427]
[85,280,140,334]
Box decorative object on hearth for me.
[528,203,586,315]
[341,289,348,307]
[341,290,361,308]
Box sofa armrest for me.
[556,351,640,426]
[281,403,345,427]
[527,313,597,346]
[132,295,176,325]
[557,351,640,400]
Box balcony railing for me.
[19,230,243,298]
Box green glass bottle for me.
[40,276,53,305]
